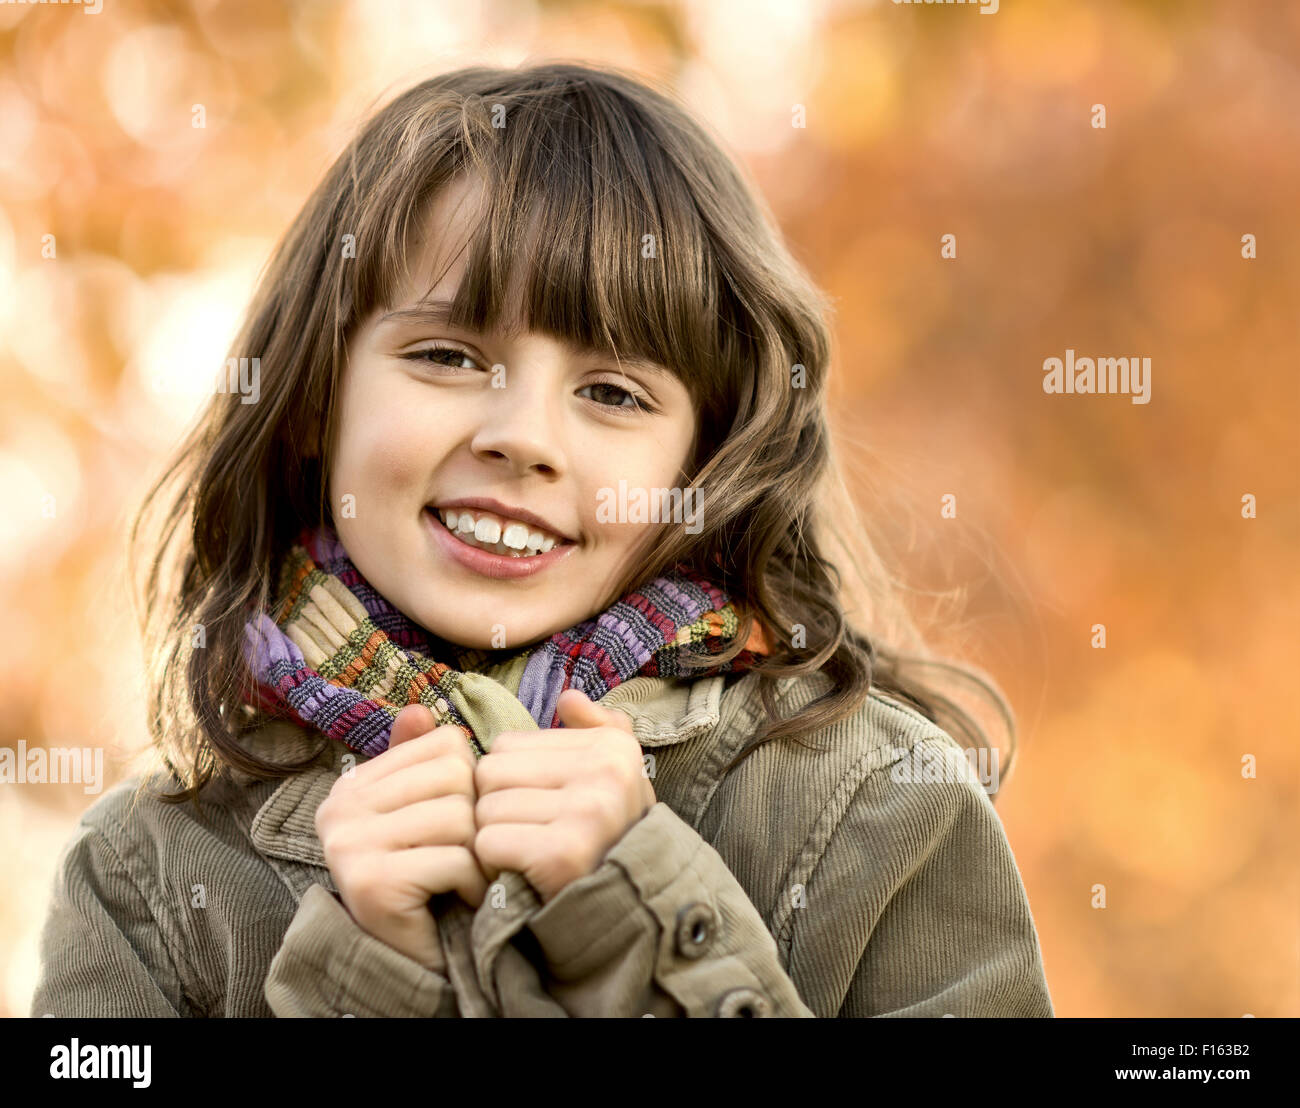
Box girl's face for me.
[327,175,698,650]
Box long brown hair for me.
[130,61,1017,805]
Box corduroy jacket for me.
[29,668,1053,1017]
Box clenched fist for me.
[472,689,657,904]
[315,704,491,972]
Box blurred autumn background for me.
[1,0,1296,1018]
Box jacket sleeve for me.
[826,738,1054,1017]
[264,884,459,1017]
[505,738,1053,1018]
[30,823,191,1017]
[516,801,815,1017]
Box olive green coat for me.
[30,670,1053,1017]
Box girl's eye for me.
[579,380,655,414]
[403,346,480,370]
[401,350,655,414]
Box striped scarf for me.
[241,526,770,757]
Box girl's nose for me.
[468,379,565,477]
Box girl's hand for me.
[314,704,490,972]
[472,689,656,904]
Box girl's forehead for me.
[393,173,537,334]
[400,183,482,296]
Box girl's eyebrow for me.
[378,298,675,380]
[379,299,458,327]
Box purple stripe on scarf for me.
[516,573,720,728]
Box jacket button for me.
[674,903,717,959]
[716,988,771,1018]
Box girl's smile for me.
[422,504,578,580]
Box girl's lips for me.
[423,508,577,579]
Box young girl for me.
[31,62,1052,1018]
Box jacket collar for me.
[240,674,726,886]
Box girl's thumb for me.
[555,689,635,734]
[389,703,438,747]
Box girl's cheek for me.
[335,353,446,483]
[366,434,435,488]
[345,401,447,490]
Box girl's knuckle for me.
[445,756,475,795]
[318,826,345,856]
[558,824,589,866]
[480,824,515,863]
[472,830,498,868]
[598,788,624,826]
[452,794,478,841]
[595,760,624,792]
[347,867,377,902]
[435,726,470,756]
[579,787,615,825]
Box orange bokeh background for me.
[1,0,1296,1017]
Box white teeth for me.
[433,506,566,557]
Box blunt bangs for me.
[340,72,733,409]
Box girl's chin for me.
[407,591,571,648]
